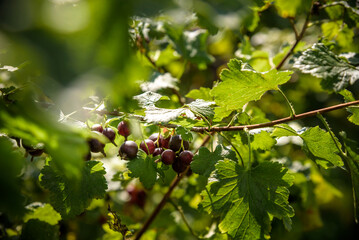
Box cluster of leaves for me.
[1,0,359,240]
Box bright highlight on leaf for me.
[201,160,294,239]
[293,43,359,92]
[211,59,292,111]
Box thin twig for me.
[288,18,299,39]
[190,100,359,133]
[275,1,314,70]
[89,100,359,133]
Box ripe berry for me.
[148,133,163,147]
[161,136,170,149]
[140,139,155,155]
[119,141,138,159]
[88,138,106,157]
[22,141,45,161]
[161,149,175,165]
[117,121,130,138]
[127,185,147,208]
[172,157,187,174]
[179,150,193,165]
[91,124,103,133]
[102,127,117,146]
[153,148,163,157]
[169,135,189,152]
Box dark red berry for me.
[127,186,147,208]
[169,135,182,152]
[161,149,175,165]
[91,124,103,133]
[117,121,130,138]
[179,150,193,165]
[148,133,163,147]
[102,128,117,146]
[172,157,187,174]
[140,139,156,155]
[153,148,163,157]
[161,136,170,149]
[119,141,138,159]
[183,140,189,151]
[88,138,106,157]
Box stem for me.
[289,18,299,39]
[169,200,201,239]
[317,113,346,158]
[134,135,211,240]
[277,88,296,118]
[218,132,244,167]
[244,128,251,170]
[190,100,359,133]
[275,1,314,70]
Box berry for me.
[169,135,189,152]
[127,186,147,208]
[140,139,155,155]
[161,136,170,149]
[117,121,130,138]
[153,148,163,157]
[161,149,175,165]
[119,141,138,159]
[148,133,163,147]
[88,138,106,157]
[22,140,45,161]
[91,124,103,133]
[172,157,187,174]
[102,127,117,146]
[179,150,193,165]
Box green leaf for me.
[127,154,157,189]
[340,133,359,223]
[0,136,26,217]
[20,219,59,240]
[140,72,179,92]
[339,90,359,125]
[201,160,294,239]
[175,126,193,142]
[271,124,298,138]
[186,87,212,101]
[191,145,237,178]
[300,126,343,168]
[144,107,195,123]
[211,59,292,111]
[251,131,276,151]
[24,203,61,225]
[186,99,215,119]
[274,0,311,17]
[40,160,107,218]
[133,91,168,108]
[166,26,214,66]
[321,21,354,49]
[293,43,359,92]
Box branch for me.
[134,135,211,240]
[190,100,359,133]
[275,1,314,70]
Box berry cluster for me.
[117,121,194,174]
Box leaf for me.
[340,52,359,66]
[24,203,61,225]
[175,126,193,142]
[166,25,214,66]
[186,87,212,101]
[293,43,359,92]
[140,72,179,92]
[271,124,298,138]
[340,132,359,223]
[300,126,343,169]
[0,136,26,216]
[127,154,157,189]
[186,99,215,119]
[144,107,195,123]
[201,160,294,239]
[274,0,312,17]
[251,131,276,151]
[20,219,59,240]
[133,91,168,108]
[321,21,354,49]
[211,59,292,111]
[191,145,237,178]
[339,90,359,125]
[40,160,107,218]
